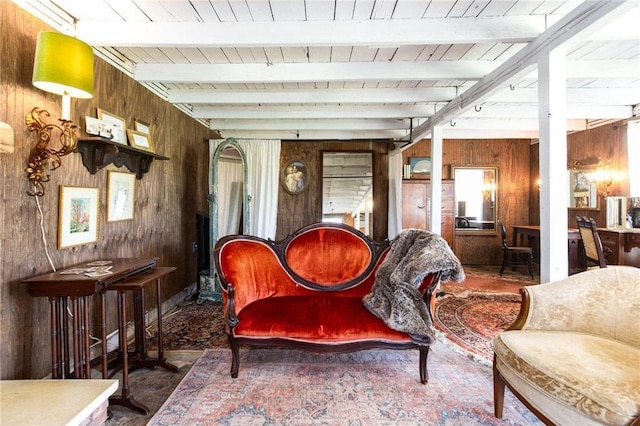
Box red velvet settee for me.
[214,223,442,384]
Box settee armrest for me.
[511,267,640,346]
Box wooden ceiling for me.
[16,0,640,142]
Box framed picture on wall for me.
[96,108,127,145]
[107,171,135,222]
[281,160,308,194]
[409,157,432,175]
[126,129,155,153]
[58,186,99,249]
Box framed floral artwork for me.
[107,171,135,222]
[58,186,99,249]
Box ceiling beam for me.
[461,104,632,120]
[136,59,637,84]
[193,105,434,120]
[169,88,456,104]
[73,16,548,48]
[135,61,498,84]
[210,118,411,131]
[219,129,407,140]
[488,87,640,105]
[411,0,637,143]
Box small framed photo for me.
[96,108,127,145]
[127,129,154,152]
[134,119,151,135]
[281,160,308,194]
[107,171,135,222]
[58,186,99,249]
[409,157,432,175]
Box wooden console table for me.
[23,258,178,414]
[106,266,178,414]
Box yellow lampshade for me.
[32,31,94,99]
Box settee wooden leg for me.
[230,342,240,378]
[419,347,429,384]
[493,356,505,418]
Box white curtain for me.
[238,139,281,239]
[388,149,403,239]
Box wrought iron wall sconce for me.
[25,31,94,197]
[25,108,79,196]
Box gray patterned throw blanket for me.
[363,229,465,346]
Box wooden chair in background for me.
[498,221,534,279]
[576,216,607,269]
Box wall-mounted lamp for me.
[591,160,614,197]
[25,31,94,196]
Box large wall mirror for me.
[453,166,498,234]
[200,137,250,303]
[321,151,373,236]
[567,159,606,210]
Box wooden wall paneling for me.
[529,122,629,229]
[1,2,217,379]
[403,138,532,265]
[276,141,390,241]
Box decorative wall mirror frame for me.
[320,151,374,236]
[567,158,606,210]
[199,137,250,303]
[453,166,498,235]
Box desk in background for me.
[598,228,640,267]
[512,225,640,272]
[512,225,582,275]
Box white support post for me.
[538,49,569,283]
[430,126,444,235]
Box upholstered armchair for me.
[493,267,640,426]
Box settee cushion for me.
[285,226,374,286]
[494,330,640,426]
[234,296,412,343]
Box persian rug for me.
[148,347,542,425]
[146,300,227,350]
[433,292,522,364]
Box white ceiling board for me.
[15,0,639,148]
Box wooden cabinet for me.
[402,180,455,250]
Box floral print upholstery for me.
[493,267,640,425]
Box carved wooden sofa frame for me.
[214,223,441,384]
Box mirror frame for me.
[320,150,374,234]
[201,137,251,303]
[453,165,499,235]
[567,159,604,211]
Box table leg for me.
[61,297,70,378]
[50,298,61,379]
[100,292,108,378]
[109,290,149,415]
[154,277,178,372]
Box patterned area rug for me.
[434,292,522,364]
[149,348,542,426]
[146,301,227,350]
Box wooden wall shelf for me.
[75,137,169,179]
